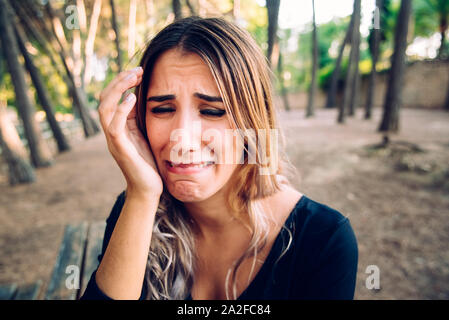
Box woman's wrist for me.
[125,185,161,203]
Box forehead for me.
[147,49,220,95]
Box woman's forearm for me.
[95,192,159,299]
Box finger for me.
[107,92,137,142]
[101,67,143,99]
[98,67,142,110]
[127,101,137,120]
[99,76,142,128]
[111,68,143,93]
[122,74,142,103]
[102,72,141,109]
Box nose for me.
[169,107,203,162]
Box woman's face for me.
[145,49,239,203]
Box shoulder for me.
[288,195,358,263]
[286,195,358,299]
[291,195,351,235]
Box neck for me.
[183,188,250,241]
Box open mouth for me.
[165,160,215,169]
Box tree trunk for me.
[277,52,290,111]
[83,0,102,85]
[306,0,318,118]
[10,0,98,137]
[14,24,71,153]
[438,13,447,59]
[110,0,123,72]
[72,28,84,90]
[0,101,36,185]
[44,1,99,138]
[185,0,196,15]
[0,0,52,168]
[325,15,353,109]
[9,0,66,82]
[172,0,182,21]
[76,0,88,32]
[337,0,361,124]
[365,1,383,120]
[348,31,361,116]
[444,70,449,111]
[378,0,412,133]
[266,0,280,68]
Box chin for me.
[166,180,212,203]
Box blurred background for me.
[0,0,448,300]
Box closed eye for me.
[150,106,175,114]
[200,109,226,117]
[149,106,226,117]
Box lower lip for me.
[165,161,215,174]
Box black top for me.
[80,191,358,300]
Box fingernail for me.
[125,93,136,102]
[132,66,142,72]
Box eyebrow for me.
[147,94,175,102]
[194,93,223,102]
[147,93,223,103]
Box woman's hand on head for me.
[98,67,163,199]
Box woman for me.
[80,17,358,300]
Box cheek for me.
[146,118,166,155]
[202,125,238,163]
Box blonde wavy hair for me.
[134,17,296,300]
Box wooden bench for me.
[0,221,106,300]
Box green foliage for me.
[290,16,360,91]
[414,0,449,38]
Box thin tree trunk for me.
[0,0,53,167]
[47,1,74,71]
[325,15,353,109]
[378,0,412,136]
[73,0,87,89]
[83,0,102,85]
[338,0,361,124]
[306,0,318,118]
[73,28,84,89]
[438,14,447,58]
[0,101,36,185]
[348,29,361,116]
[365,0,383,120]
[0,53,34,184]
[172,0,182,21]
[9,0,66,81]
[444,71,449,111]
[277,52,290,111]
[45,1,99,138]
[128,0,137,59]
[14,24,71,153]
[10,0,80,120]
[77,0,88,33]
[266,0,280,68]
[185,0,196,15]
[110,0,123,72]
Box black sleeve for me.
[297,218,359,300]
[79,191,148,300]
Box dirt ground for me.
[0,107,448,300]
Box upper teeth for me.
[170,161,214,168]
